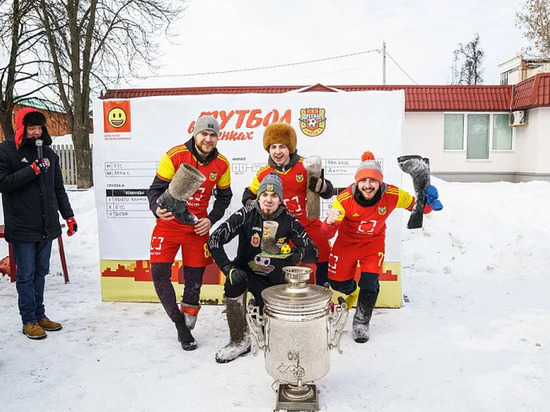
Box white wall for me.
[403,112,519,179]
[515,107,550,178]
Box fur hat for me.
[194,115,219,137]
[15,108,51,147]
[258,172,283,200]
[355,151,383,183]
[263,123,297,153]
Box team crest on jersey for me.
[296,173,304,183]
[209,172,218,181]
[251,233,260,248]
[378,206,387,215]
[299,108,326,137]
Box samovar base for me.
[275,383,319,411]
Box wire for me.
[140,49,380,78]
[385,51,418,85]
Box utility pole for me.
[382,41,387,85]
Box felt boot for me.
[352,289,379,343]
[157,164,205,225]
[215,292,251,363]
[180,302,200,330]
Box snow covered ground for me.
[1,178,549,411]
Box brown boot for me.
[37,317,62,331]
[22,323,47,339]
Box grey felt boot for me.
[157,164,206,224]
[215,293,251,363]
[352,289,379,343]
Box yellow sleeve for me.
[217,165,231,189]
[395,188,415,210]
[248,173,261,195]
[332,198,346,222]
[156,153,176,181]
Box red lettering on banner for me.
[187,109,293,134]
[247,109,263,128]
[234,110,249,128]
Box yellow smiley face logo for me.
[108,107,127,128]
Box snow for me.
[1,178,550,411]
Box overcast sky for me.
[125,0,528,89]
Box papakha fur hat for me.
[263,122,297,154]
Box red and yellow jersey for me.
[156,144,230,219]
[330,184,414,242]
[248,158,314,227]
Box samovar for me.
[247,266,348,411]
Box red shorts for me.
[150,219,212,267]
[302,220,331,262]
[327,235,385,282]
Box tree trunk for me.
[72,116,93,188]
[0,100,15,141]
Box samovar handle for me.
[246,303,266,354]
[328,297,348,354]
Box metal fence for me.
[52,144,77,186]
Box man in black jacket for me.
[0,108,77,340]
[208,172,318,363]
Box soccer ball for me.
[280,244,291,254]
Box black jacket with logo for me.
[0,138,73,242]
[208,202,318,278]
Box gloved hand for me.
[425,185,443,211]
[31,158,50,175]
[222,265,247,285]
[285,248,303,266]
[66,217,78,236]
[308,169,325,193]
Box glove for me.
[223,265,247,285]
[425,185,443,211]
[31,158,50,175]
[285,248,303,266]
[308,169,325,193]
[66,217,78,236]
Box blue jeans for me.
[12,239,53,325]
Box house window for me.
[466,114,490,159]
[492,114,513,150]
[444,112,513,159]
[444,114,464,150]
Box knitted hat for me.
[263,123,297,153]
[355,151,383,183]
[194,115,219,137]
[258,172,283,200]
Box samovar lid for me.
[261,266,332,312]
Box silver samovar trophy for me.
[247,266,348,411]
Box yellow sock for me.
[344,287,359,310]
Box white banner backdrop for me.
[92,89,405,304]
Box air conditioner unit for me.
[509,110,527,127]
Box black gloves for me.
[308,169,325,193]
[222,265,248,285]
[285,248,303,266]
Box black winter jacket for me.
[207,202,318,276]
[0,138,73,242]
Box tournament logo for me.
[251,233,260,248]
[378,206,387,215]
[296,173,304,183]
[209,172,218,181]
[299,108,326,137]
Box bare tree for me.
[0,0,57,141]
[34,0,183,188]
[453,34,484,85]
[517,0,550,56]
